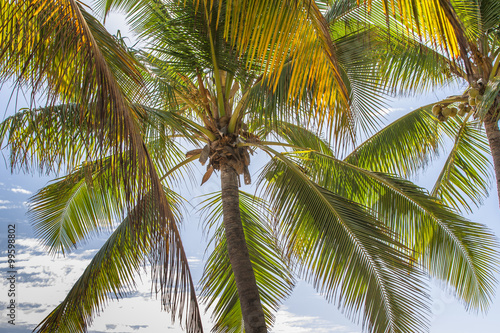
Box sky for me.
[1,6,500,333]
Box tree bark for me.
[220,164,267,333]
[484,116,500,207]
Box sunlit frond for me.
[295,152,499,312]
[30,160,123,255]
[345,105,441,177]
[34,187,203,333]
[432,117,492,213]
[258,152,430,333]
[367,0,475,69]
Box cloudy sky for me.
[1,7,500,333]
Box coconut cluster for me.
[431,86,484,122]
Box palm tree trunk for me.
[220,164,267,333]
[484,116,500,207]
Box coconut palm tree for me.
[0,1,498,333]
[355,0,500,212]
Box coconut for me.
[469,88,479,98]
[449,107,458,117]
[438,114,448,122]
[469,97,476,106]
[441,107,452,117]
[475,95,483,104]
[457,108,467,116]
[432,104,442,116]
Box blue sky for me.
[1,7,500,333]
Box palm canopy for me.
[0,1,498,333]
[352,0,500,212]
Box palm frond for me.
[479,0,500,33]
[100,0,352,123]
[258,151,430,333]
[375,33,464,94]
[0,0,143,174]
[34,187,203,333]
[0,105,91,174]
[372,0,475,76]
[0,103,193,178]
[29,160,123,255]
[296,152,499,312]
[432,117,492,213]
[199,191,294,333]
[345,105,442,177]
[271,121,335,156]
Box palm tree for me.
[0,1,498,333]
[358,0,500,211]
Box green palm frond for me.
[199,191,294,333]
[345,105,441,177]
[432,117,492,213]
[270,121,335,156]
[0,0,143,171]
[29,160,123,255]
[375,34,464,94]
[34,187,203,333]
[479,0,500,33]
[28,146,190,256]
[296,152,498,311]
[259,151,430,333]
[0,5,191,302]
[0,105,91,174]
[0,104,193,176]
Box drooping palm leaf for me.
[345,105,441,176]
[28,145,191,257]
[0,104,91,174]
[33,187,203,333]
[295,151,498,312]
[258,150,430,333]
[199,191,294,333]
[29,160,124,256]
[432,116,492,213]
[0,0,143,175]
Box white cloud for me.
[0,238,210,333]
[273,307,357,333]
[0,203,22,209]
[1,238,361,333]
[376,107,407,116]
[0,199,10,204]
[11,187,33,195]
[187,256,201,267]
